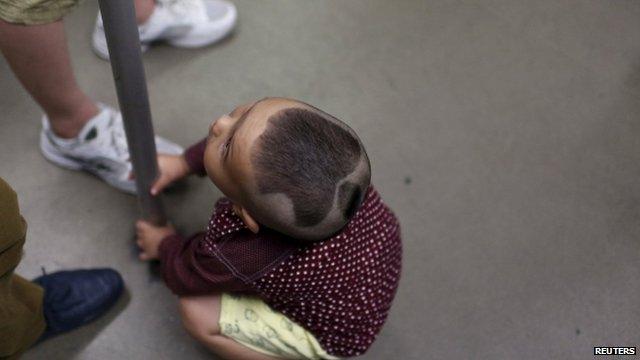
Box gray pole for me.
[98,0,166,225]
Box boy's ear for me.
[233,204,260,234]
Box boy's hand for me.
[135,220,176,261]
[151,155,191,195]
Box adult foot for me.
[40,103,184,194]
[33,268,124,341]
[92,0,237,60]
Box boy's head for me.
[203,97,371,241]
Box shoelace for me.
[109,112,132,162]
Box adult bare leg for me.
[0,19,98,138]
[0,0,154,139]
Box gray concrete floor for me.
[2,0,640,359]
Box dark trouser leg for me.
[0,178,46,359]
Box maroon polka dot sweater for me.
[159,140,402,357]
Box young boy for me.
[135,97,402,359]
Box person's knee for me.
[178,296,221,341]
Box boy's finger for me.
[139,252,149,261]
[150,177,167,196]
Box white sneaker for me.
[40,104,184,194]
[92,0,237,60]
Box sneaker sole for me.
[92,26,149,61]
[40,131,83,170]
[165,27,234,48]
[40,131,138,194]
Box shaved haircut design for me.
[251,106,370,240]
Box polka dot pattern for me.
[204,187,402,357]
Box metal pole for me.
[98,0,166,225]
